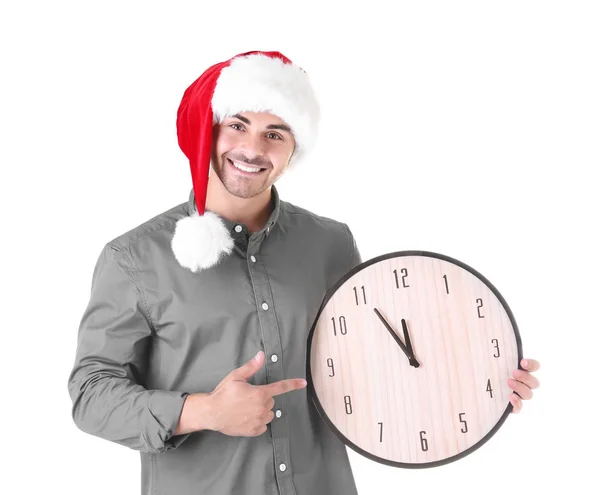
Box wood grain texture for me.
[308,253,520,467]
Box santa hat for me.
[171,50,320,273]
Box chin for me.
[222,174,267,199]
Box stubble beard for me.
[211,154,284,199]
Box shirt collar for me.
[187,184,281,237]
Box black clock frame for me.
[305,250,524,469]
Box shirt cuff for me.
[145,390,191,453]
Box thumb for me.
[231,350,264,381]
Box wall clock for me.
[306,250,523,468]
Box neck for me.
[205,171,273,234]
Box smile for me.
[228,159,266,174]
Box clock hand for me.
[373,308,420,367]
[401,318,420,368]
[401,318,414,356]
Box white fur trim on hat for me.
[171,211,234,272]
[211,53,320,167]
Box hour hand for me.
[401,319,420,368]
[374,308,420,367]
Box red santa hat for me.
[171,50,320,272]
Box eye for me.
[267,132,283,140]
[229,122,244,131]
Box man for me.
[67,51,541,495]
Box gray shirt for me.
[67,184,362,495]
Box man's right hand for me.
[205,350,307,437]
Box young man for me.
[68,51,540,495]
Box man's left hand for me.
[508,358,541,413]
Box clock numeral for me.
[486,378,494,398]
[378,422,383,443]
[443,274,450,294]
[459,412,468,433]
[393,268,410,289]
[326,358,335,377]
[419,431,429,451]
[491,338,500,358]
[331,316,347,336]
[344,395,353,415]
[401,268,409,287]
[476,298,485,318]
[353,286,367,305]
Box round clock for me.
[306,250,523,468]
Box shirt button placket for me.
[247,236,296,494]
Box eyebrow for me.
[231,113,292,134]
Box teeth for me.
[231,160,262,173]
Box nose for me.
[241,131,267,157]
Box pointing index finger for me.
[258,378,307,397]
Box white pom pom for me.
[171,211,234,272]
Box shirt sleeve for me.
[67,243,191,454]
[344,224,363,270]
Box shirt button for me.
[234,225,243,233]
[279,463,287,472]
[271,354,278,363]
[262,302,269,311]
[250,255,256,263]
[275,409,282,418]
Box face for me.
[210,111,296,199]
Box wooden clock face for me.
[306,251,523,468]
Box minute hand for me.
[373,308,420,367]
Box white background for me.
[1,1,598,494]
